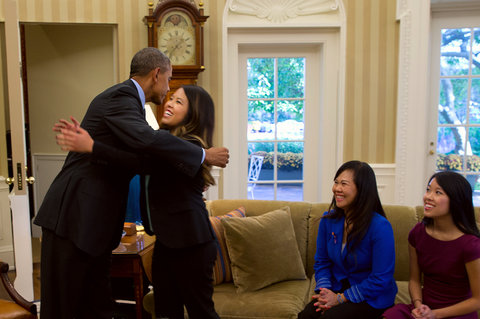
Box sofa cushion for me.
[385,205,420,281]
[206,199,312,270]
[221,207,306,292]
[212,278,311,319]
[209,206,246,285]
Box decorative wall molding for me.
[395,8,412,205]
[229,0,339,23]
[394,0,431,205]
[396,0,408,19]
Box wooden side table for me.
[111,230,155,319]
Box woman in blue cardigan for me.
[298,160,397,319]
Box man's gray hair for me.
[129,47,171,78]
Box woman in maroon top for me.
[383,171,480,319]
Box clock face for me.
[158,10,196,65]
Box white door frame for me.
[395,0,480,205]
[426,7,480,177]
[394,0,431,205]
[4,0,34,300]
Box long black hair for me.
[327,160,386,253]
[423,171,480,237]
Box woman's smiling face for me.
[423,177,450,219]
[332,169,358,213]
[161,87,189,128]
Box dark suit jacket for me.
[91,140,216,249]
[34,79,203,256]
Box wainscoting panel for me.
[0,177,14,266]
[204,167,220,200]
[371,163,396,205]
[31,154,66,238]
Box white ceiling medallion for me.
[229,0,339,23]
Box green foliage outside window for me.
[247,58,305,122]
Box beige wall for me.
[343,0,399,163]
[0,0,400,178]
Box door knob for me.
[5,177,14,185]
[26,176,35,185]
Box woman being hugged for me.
[55,85,220,319]
[383,171,480,319]
[298,160,397,319]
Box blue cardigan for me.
[314,211,397,309]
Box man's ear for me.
[149,68,159,82]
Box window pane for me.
[249,183,274,200]
[277,100,304,140]
[277,183,303,201]
[247,58,274,99]
[469,127,480,157]
[470,79,480,123]
[438,78,468,124]
[248,100,274,140]
[471,28,480,75]
[436,153,463,171]
[248,142,274,180]
[466,174,480,206]
[441,28,471,76]
[437,126,466,155]
[277,142,303,181]
[278,58,305,98]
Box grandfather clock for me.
[145,0,208,114]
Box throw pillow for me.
[209,207,246,285]
[221,207,306,292]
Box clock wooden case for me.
[145,0,208,110]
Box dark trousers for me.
[298,279,388,319]
[152,239,219,319]
[40,228,113,319]
[298,299,388,319]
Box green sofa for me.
[142,199,480,319]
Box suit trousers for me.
[40,228,113,319]
[152,239,219,319]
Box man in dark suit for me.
[34,47,229,319]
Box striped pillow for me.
[210,207,246,285]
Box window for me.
[434,27,480,204]
[223,30,340,202]
[247,57,305,200]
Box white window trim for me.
[222,0,346,201]
[395,0,432,205]
[395,0,480,205]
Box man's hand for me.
[204,147,229,168]
[53,117,94,153]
